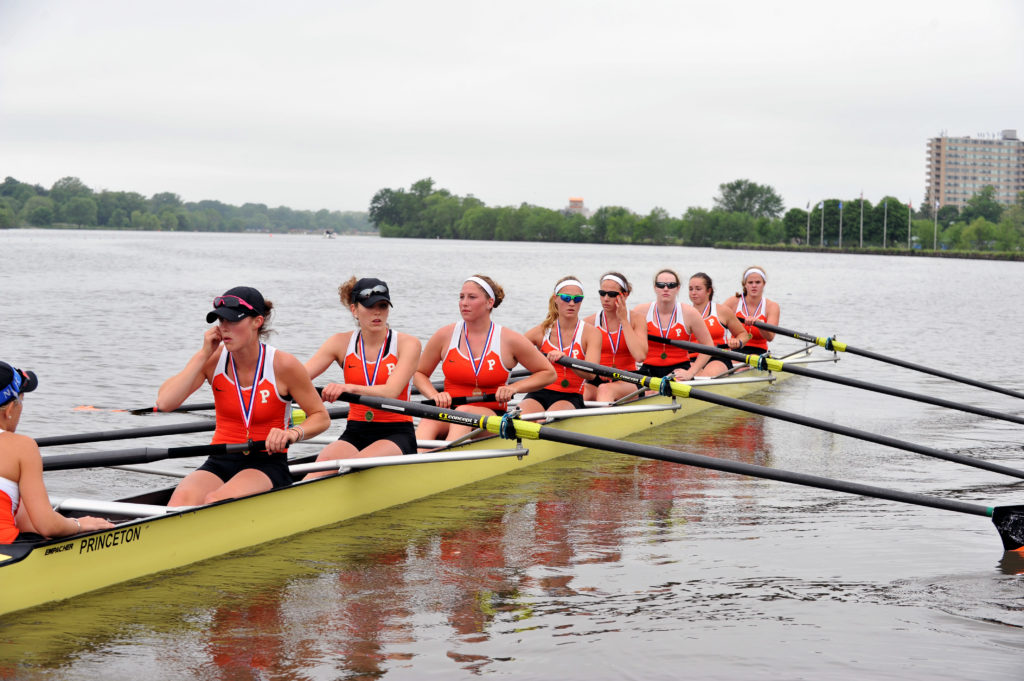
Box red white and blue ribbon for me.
[229,342,266,430]
[464,322,495,384]
[358,330,390,387]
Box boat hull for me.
[0,352,812,616]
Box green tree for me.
[63,196,98,226]
[20,196,56,226]
[50,176,92,207]
[782,207,808,243]
[960,185,1003,224]
[713,179,784,219]
[0,198,15,228]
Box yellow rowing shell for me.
[0,348,815,617]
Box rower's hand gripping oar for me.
[648,333,1024,426]
[555,356,1024,480]
[42,440,271,471]
[747,319,1024,401]
[337,392,1024,552]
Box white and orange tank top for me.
[211,344,291,444]
[699,302,728,347]
[595,311,637,371]
[540,321,586,394]
[736,296,770,351]
[342,330,411,423]
[442,321,513,411]
[0,473,19,544]
[643,302,691,366]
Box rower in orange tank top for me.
[303,277,422,478]
[687,272,752,377]
[414,275,555,447]
[521,276,603,414]
[721,265,780,356]
[582,271,648,403]
[632,269,715,381]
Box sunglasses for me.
[597,290,621,298]
[655,281,679,289]
[213,295,256,312]
[557,294,584,303]
[356,284,389,301]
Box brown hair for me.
[654,268,680,286]
[690,272,714,301]
[337,276,358,306]
[466,274,506,308]
[735,265,767,298]
[599,271,631,294]
[256,300,274,340]
[541,275,582,334]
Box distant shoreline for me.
[715,243,1024,261]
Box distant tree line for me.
[0,176,373,234]
[371,178,1024,251]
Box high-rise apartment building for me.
[925,129,1024,209]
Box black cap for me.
[0,361,38,406]
[206,286,268,323]
[352,278,392,307]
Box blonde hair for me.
[541,275,582,334]
[654,268,680,286]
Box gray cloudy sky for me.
[2,1,1022,216]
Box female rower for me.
[519,276,602,414]
[632,268,714,380]
[721,266,780,355]
[302,277,421,478]
[581,272,647,402]
[0,362,113,543]
[157,286,329,505]
[687,272,752,376]
[414,275,555,444]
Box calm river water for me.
[1,229,1023,680]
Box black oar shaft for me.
[342,394,994,519]
[42,441,265,471]
[750,320,1024,401]
[648,334,1024,426]
[38,407,350,447]
[556,356,1024,480]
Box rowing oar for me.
[39,393,500,448]
[42,441,269,472]
[338,393,1024,551]
[37,407,351,448]
[747,319,1024,400]
[555,357,1024,480]
[648,334,1024,426]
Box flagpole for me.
[805,202,810,245]
[838,201,844,248]
[859,191,863,248]
[819,201,824,247]
[882,199,888,249]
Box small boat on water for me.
[0,347,820,617]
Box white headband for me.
[464,276,495,300]
[601,274,627,291]
[743,268,767,283]
[554,279,584,294]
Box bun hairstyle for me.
[736,265,767,298]
[599,271,631,294]
[690,272,714,301]
[338,276,359,306]
[542,274,583,333]
[466,274,506,308]
[654,268,680,285]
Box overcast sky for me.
[2,1,1022,216]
